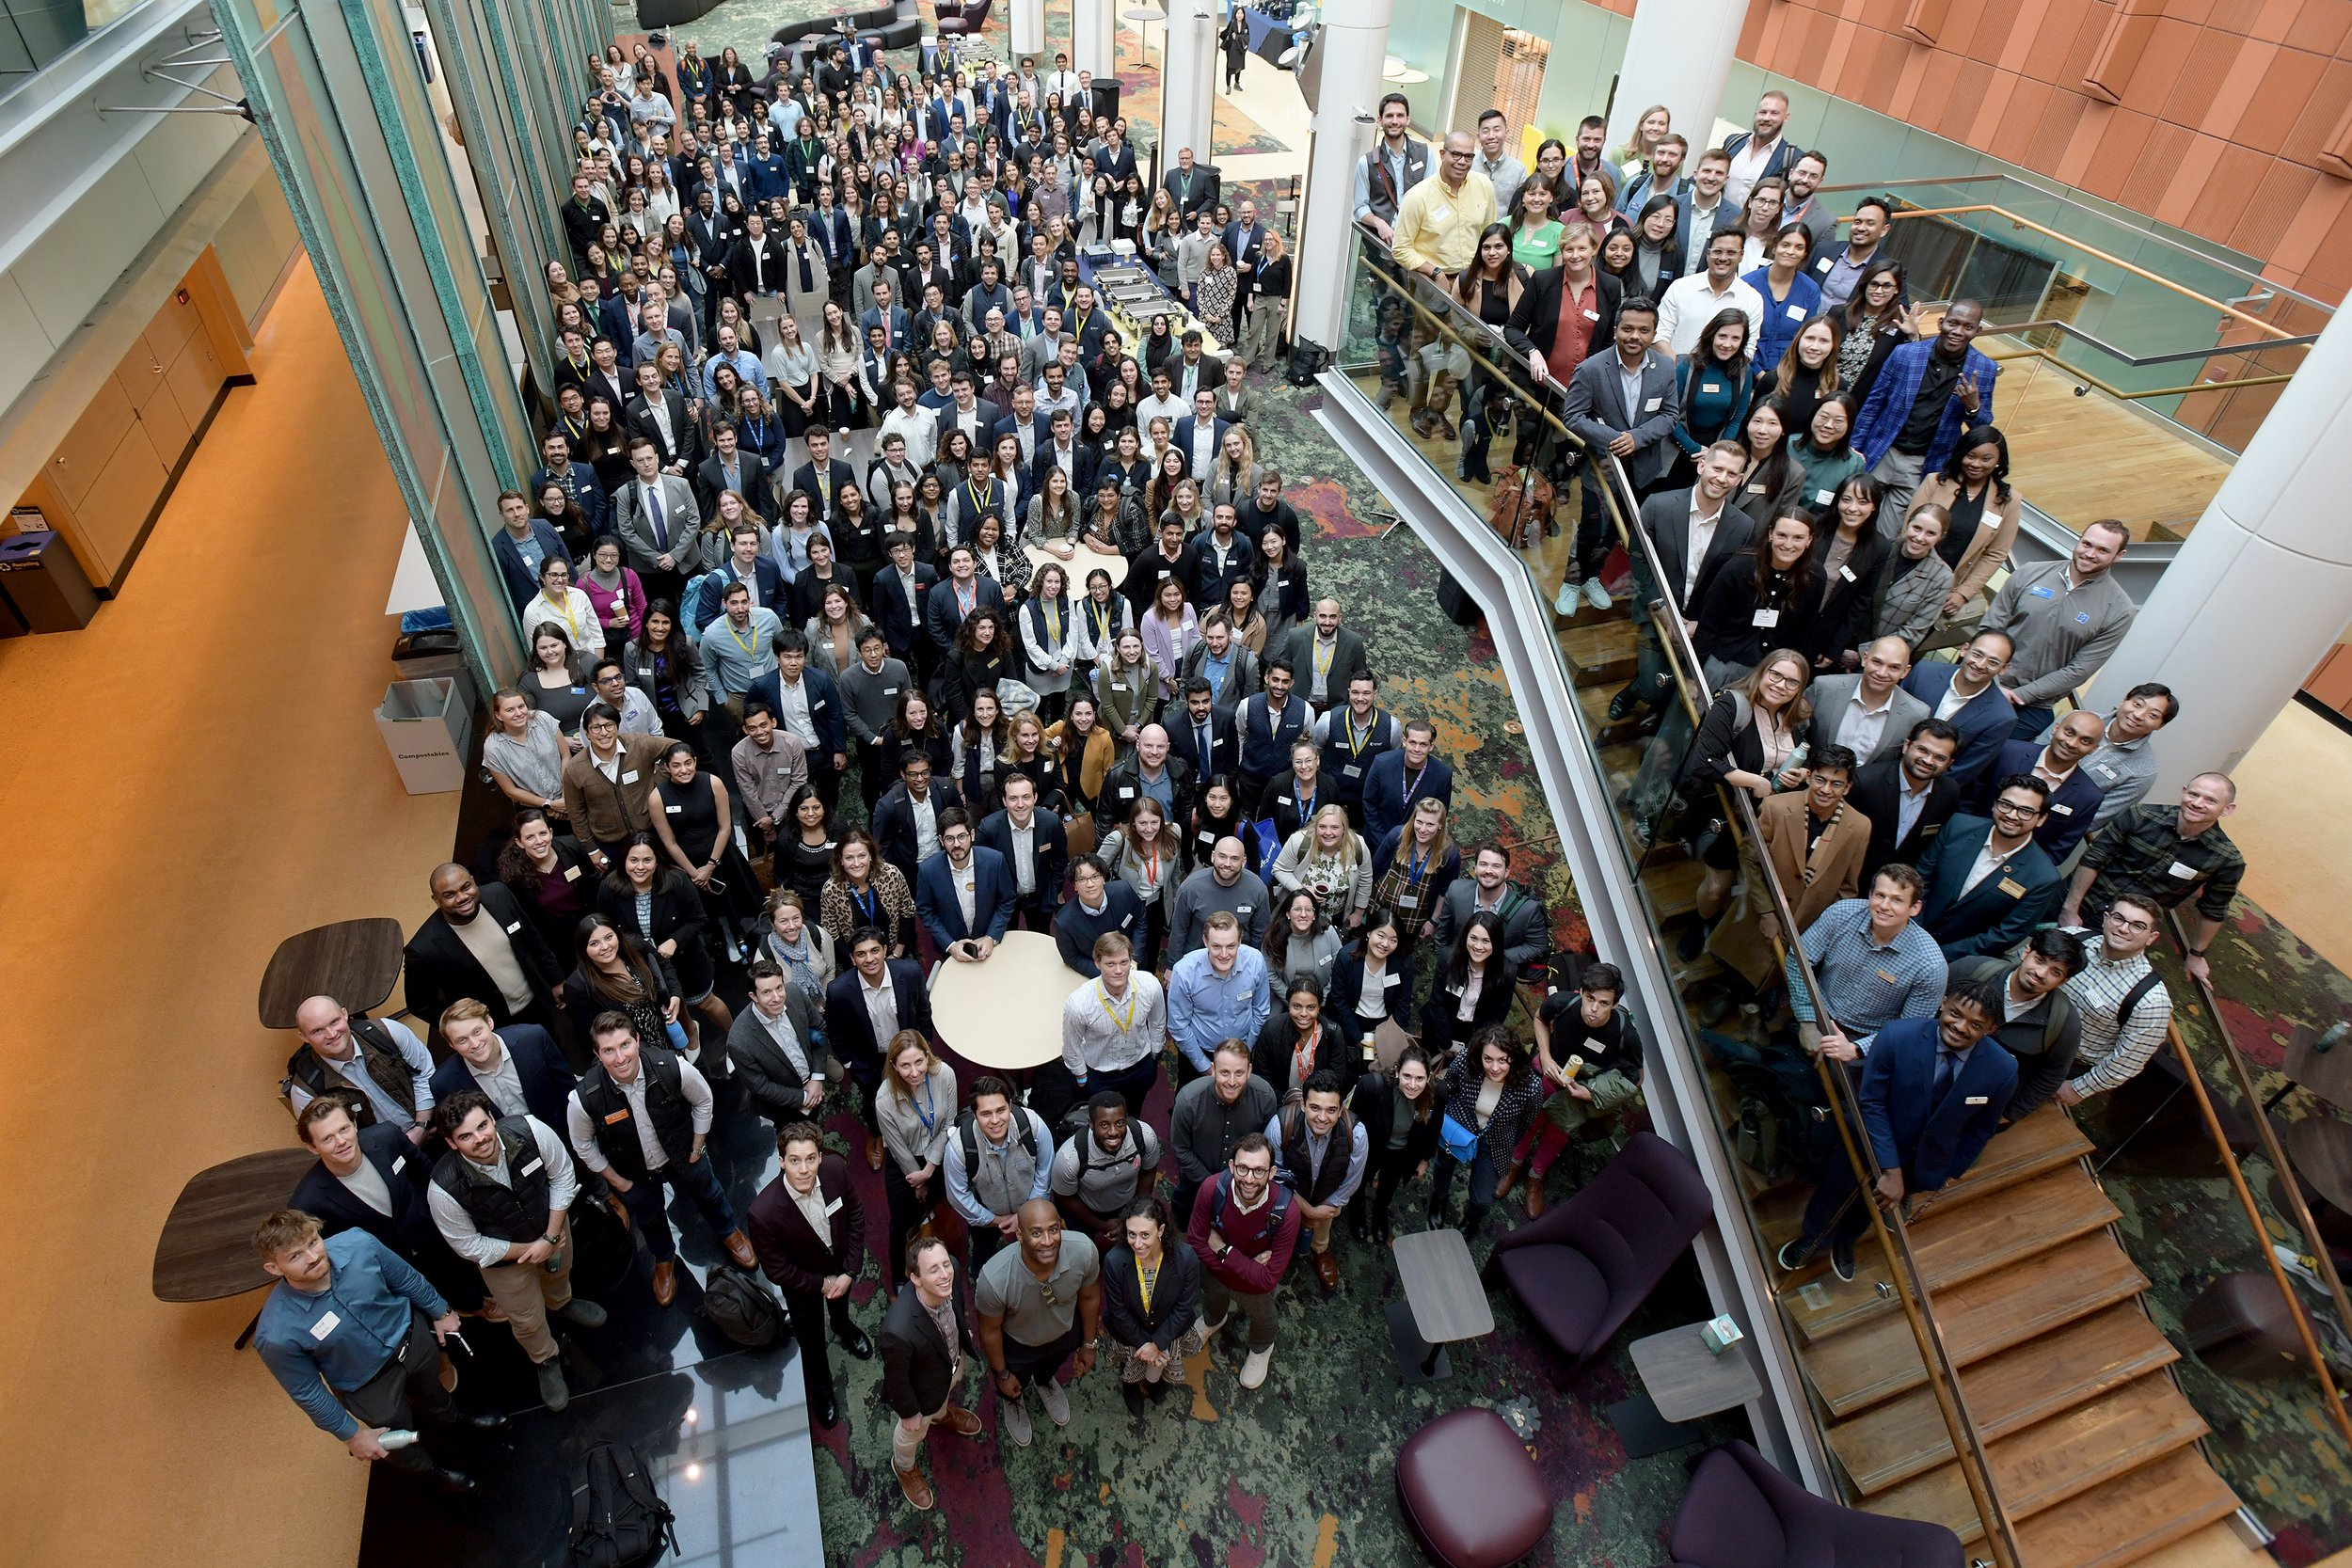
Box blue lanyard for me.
[913,1076,941,1134]
[851,885,880,925]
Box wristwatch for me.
[2185,945,2208,958]
[1216,1243,1232,1261]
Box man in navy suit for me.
[1900,629,2020,797]
[748,631,849,810]
[790,427,862,518]
[873,753,966,889]
[1778,975,2015,1280]
[977,772,1070,930]
[823,928,937,1168]
[428,1009,581,1127]
[1915,779,2065,960]
[1222,200,1270,302]
[860,277,914,356]
[1165,677,1239,782]
[1359,720,1455,847]
[915,809,1019,962]
[1964,709,2108,863]
[288,1097,483,1309]
[1171,388,1232,483]
[924,544,1009,657]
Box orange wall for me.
[1729,0,2352,304]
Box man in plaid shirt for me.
[2055,894,2173,1108]
[2059,773,2241,985]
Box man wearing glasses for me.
[2059,773,2243,986]
[975,1199,1102,1449]
[2052,894,2173,1108]
[1915,776,2064,960]
[1390,132,1495,282]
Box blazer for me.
[1915,813,2065,959]
[1561,347,1681,488]
[1857,1016,2017,1193]
[403,883,564,1030]
[1162,162,1222,216]
[1966,740,2106,862]
[1100,1238,1201,1351]
[1852,341,1997,472]
[1428,879,1550,973]
[1899,663,2017,797]
[914,847,1020,951]
[746,664,848,757]
[425,1023,580,1131]
[612,473,709,578]
[623,391,707,472]
[1346,1069,1442,1167]
[289,1120,446,1264]
[1848,756,1963,881]
[1635,487,1756,621]
[923,573,1009,654]
[1251,1009,1359,1095]
[1496,267,1628,373]
[870,562,940,660]
[822,959,934,1072]
[683,558,787,628]
[871,778,967,887]
[977,808,1071,905]
[1170,414,1232,458]
[747,1154,867,1297]
[790,457,861,515]
[594,874,708,974]
[1359,752,1455,847]
[492,522,572,611]
[1274,625,1371,707]
[880,1277,976,1418]
[694,451,775,519]
[1165,707,1239,781]
[1805,674,1931,770]
[1796,529,1893,666]
[1327,950,1418,1045]
[1906,474,2021,610]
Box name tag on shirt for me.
[1785,303,1806,320]
[1752,608,1780,627]
[1197,831,1216,848]
[1644,396,1663,412]
[2166,860,2200,879]
[1702,382,1722,393]
[1812,488,1834,504]
[1277,794,1293,806]
[882,686,899,696]
[564,864,581,881]
[622,770,641,784]
[1875,968,1899,985]
[1964,1095,1990,1105]
[1838,565,1855,582]
[391,1156,407,1173]
[520,1158,544,1176]
[2027,585,2056,598]
[814,699,828,710]
[2048,802,2072,816]
[1110,681,1128,691]
[1745,482,1766,493]
[505,921,523,934]
[1582,309,1600,321]
[1120,785,1136,798]
[1383,973,1401,988]
[1997,878,2026,898]
[1343,764,1362,778]
[310,1311,342,1341]
[603,1109,631,1125]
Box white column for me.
[1157,0,1217,170]
[2090,309,2352,789]
[1071,0,1113,80]
[1289,0,1391,353]
[1606,0,1753,166]
[1013,0,1045,58]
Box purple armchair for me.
[1665,1441,1963,1568]
[1483,1132,1712,1377]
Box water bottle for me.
[379,1430,420,1450]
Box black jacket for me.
[977,808,1071,907]
[881,1278,975,1418]
[823,959,934,1074]
[289,1120,446,1265]
[1848,755,1963,881]
[1327,950,1416,1045]
[1101,1240,1202,1350]
[725,986,831,1124]
[1094,753,1195,835]
[594,876,708,973]
[1250,1009,1359,1096]
[426,1023,580,1130]
[1348,1070,1443,1170]
[871,778,967,888]
[403,883,564,1031]
[1502,266,1625,371]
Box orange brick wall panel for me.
[2119,119,2194,211]
[2281,59,2352,165]
[2237,49,2331,152]
[1964,3,2022,63]
[2160,35,2239,127]
[2032,87,2092,164]
[2116,17,2199,116]
[2283,0,2352,55]
[2239,161,2323,257]
[2025,0,2096,84]
[1991,77,2056,163]
[2188,143,2274,234]
[2154,134,2229,227]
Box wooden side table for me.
[1610,1322,1763,1456]
[257,918,405,1029]
[1388,1227,1496,1383]
[928,929,1089,1071]
[153,1148,318,1346]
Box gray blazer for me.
[1636,487,1757,619]
[612,474,711,579]
[1805,673,1931,769]
[1562,348,1681,489]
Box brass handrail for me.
[1971,317,2318,371]
[1351,225,2024,1567]
[1974,341,2297,404]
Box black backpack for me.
[700,1262,785,1348]
[565,1441,677,1568]
[567,1184,638,1297]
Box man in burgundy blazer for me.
[746,1122,875,1428]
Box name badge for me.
[1198,831,1216,847]
[1812,488,1834,504]
[1751,608,1780,627]
[1343,764,1362,778]
[1702,382,1722,393]
[2048,802,2072,816]
[2166,860,2199,879]
[2090,761,2119,782]
[603,1108,631,1125]
[520,1158,544,1176]
[2027,584,2056,598]
[1395,892,1418,911]
[1644,396,1663,412]
[1120,785,1136,798]
[1111,681,1128,691]
[309,1311,342,1341]
[505,921,523,934]
[1964,1095,1990,1105]
[1838,565,1855,582]
[665,803,683,814]
[1785,303,1806,320]
[825,1196,844,1213]
[1382,973,1400,988]
[391,1157,407,1173]
[1581,309,1600,321]
[882,686,899,696]
[1119,912,1134,927]
[2074,611,2090,626]
[571,687,588,695]
[1998,878,2026,898]
[1277,795,1293,806]
[1745,482,1766,493]
[1875,969,1899,985]
[623,770,641,783]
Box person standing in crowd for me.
[1101,1195,1205,1415]
[1049,1092,1166,1247]
[881,1234,985,1513]
[1851,300,1995,528]
[1265,1069,1368,1293]
[943,1075,1056,1275]
[2061,774,2243,984]
[1060,932,1168,1117]
[1392,133,1496,281]
[1186,1132,1298,1390]
[282,994,437,1135]
[1916,777,2065,958]
[1979,519,2137,743]
[1352,92,1430,247]
[430,999,577,1129]
[403,865,566,1036]
[747,1121,876,1430]
[288,1098,478,1312]
[1950,930,2086,1123]
[977,1199,1103,1449]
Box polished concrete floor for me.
[0,260,460,1568]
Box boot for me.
[895,1462,935,1512]
[1493,1160,1524,1199]
[1524,1177,1548,1218]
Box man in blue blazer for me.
[1779,975,2016,1280]
[427,1013,580,1129]
[823,930,936,1166]
[1915,784,2065,960]
[977,773,1070,930]
[1900,629,2020,796]
[748,632,849,808]
[872,753,966,889]
[1851,301,1996,522]
[288,1098,481,1309]
[924,545,1009,657]
[1170,390,1233,482]
[1964,709,2108,863]
[1359,721,1456,847]
[915,809,1018,963]
[490,491,572,614]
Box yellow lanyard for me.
[1313,637,1334,677]
[1344,710,1374,757]
[1098,980,1136,1034]
[1135,1257,1157,1315]
[544,592,584,641]
[1045,599,1062,642]
[727,616,761,659]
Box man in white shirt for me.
[879,380,939,470]
[1136,364,1186,433]
[1723,89,1793,209]
[1656,230,1765,356]
[1060,932,1169,1115]
[1810,636,1928,769]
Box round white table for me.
[928,929,1089,1070]
[1029,543,1130,592]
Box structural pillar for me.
[1606,0,1753,170]
[2091,309,2352,789]
[1289,0,1391,354]
[1071,0,1115,81]
[1013,0,1045,60]
[1157,0,1217,169]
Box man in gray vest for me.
[941,1074,1054,1275]
[1266,1069,1367,1293]
[283,994,437,1140]
[1353,91,1431,246]
[427,1091,606,1411]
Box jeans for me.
[1427,1146,1502,1235]
[615,1154,738,1263]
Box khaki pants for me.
[480,1240,574,1364]
[893,1370,967,1473]
[1308,1214,1335,1252]
[1243,300,1288,369]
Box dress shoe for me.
[536,1358,571,1413]
[1122,1380,1147,1416]
[475,1299,509,1323]
[1606,687,1643,722]
[866,1133,886,1171]
[837,1323,875,1359]
[1524,1180,1547,1219]
[1349,1209,1369,1243]
[1373,1213,1392,1245]
[652,1260,678,1307]
[723,1229,758,1270]
[1493,1161,1523,1199]
[1312,1249,1339,1291]
[430,1466,478,1496]
[559,1298,608,1328]
[437,1408,508,1432]
[813,1392,839,1429]
[940,1404,984,1437]
[895,1462,936,1512]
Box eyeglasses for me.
[2103,911,2154,934]
[1989,799,2038,816]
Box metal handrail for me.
[1353,224,2023,1566]
[2160,910,2352,1448]
[1974,340,2298,404]
[1973,317,2318,372]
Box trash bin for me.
[0,531,99,632]
[375,677,471,795]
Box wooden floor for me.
[0,260,458,1566]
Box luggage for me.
[700,1262,785,1349]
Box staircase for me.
[1548,587,2271,1568]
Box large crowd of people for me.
[250,19,2249,1537]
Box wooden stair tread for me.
[1641,857,1704,921]
[1777,1167,2121,1343]
[1803,1232,2149,1417]
[1862,1373,2208,1542]
[2122,1521,2274,1568]
[2010,1446,2241,1568]
[1558,617,1637,687]
[1754,1104,2093,1251]
[1829,1304,2181,1495]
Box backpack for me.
[700,1262,785,1348]
[1488,464,1554,550]
[957,1104,1040,1177]
[565,1441,678,1568]
[567,1183,638,1297]
[1724,1057,1810,1184]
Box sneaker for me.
[1199,1313,1226,1338]
[895,1462,935,1512]
[1239,1347,1272,1389]
[536,1357,571,1413]
[1775,1238,1810,1272]
[558,1298,607,1328]
[1037,1377,1071,1427]
[1582,577,1613,611]
[1830,1238,1856,1283]
[1000,1392,1032,1448]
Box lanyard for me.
[1044,599,1062,643]
[1344,710,1375,757]
[914,1074,942,1134]
[1400,764,1424,806]
[1135,1257,1157,1316]
[727,617,761,659]
[1089,598,1112,641]
[851,883,880,926]
[543,591,584,641]
[1406,844,1431,884]
[1313,637,1334,677]
[1098,981,1137,1034]
[955,579,977,617]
